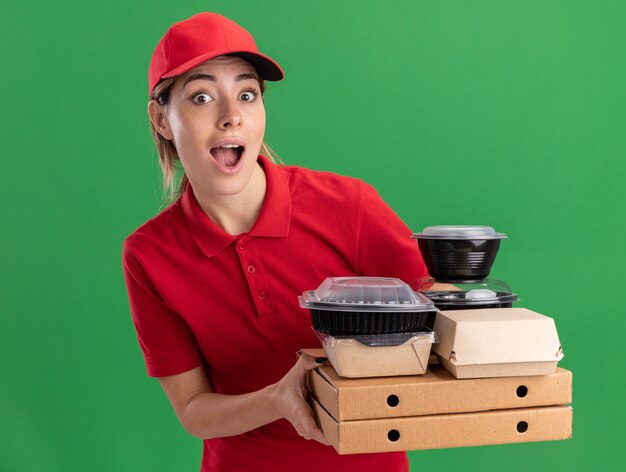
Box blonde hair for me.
[149,71,282,204]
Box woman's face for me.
[152,56,266,199]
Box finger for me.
[299,411,331,445]
[302,418,330,446]
[293,419,328,445]
[310,427,331,446]
[297,353,327,372]
[305,422,331,446]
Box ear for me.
[148,100,174,141]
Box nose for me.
[217,99,242,129]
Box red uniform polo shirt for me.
[122,156,429,472]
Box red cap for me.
[148,12,284,95]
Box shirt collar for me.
[181,155,292,258]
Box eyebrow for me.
[183,72,259,87]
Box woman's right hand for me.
[269,353,331,445]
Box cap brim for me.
[161,49,284,83]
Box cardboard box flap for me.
[411,340,428,372]
[434,308,564,366]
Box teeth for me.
[216,144,241,148]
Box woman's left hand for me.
[268,353,331,445]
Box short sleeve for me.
[356,182,430,289]
[122,245,203,377]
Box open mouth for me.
[210,144,245,168]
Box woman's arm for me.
[158,353,330,445]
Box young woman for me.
[123,12,429,472]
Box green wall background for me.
[1,0,624,470]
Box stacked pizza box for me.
[299,226,572,454]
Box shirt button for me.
[238,237,248,250]
[258,291,266,300]
[247,265,256,273]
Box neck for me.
[193,163,267,235]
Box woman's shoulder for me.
[122,199,185,257]
[278,163,372,200]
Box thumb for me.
[297,353,328,372]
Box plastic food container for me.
[421,278,519,311]
[315,330,438,378]
[411,225,507,282]
[299,277,438,335]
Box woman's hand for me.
[269,353,331,445]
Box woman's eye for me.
[240,90,259,102]
[191,93,212,104]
